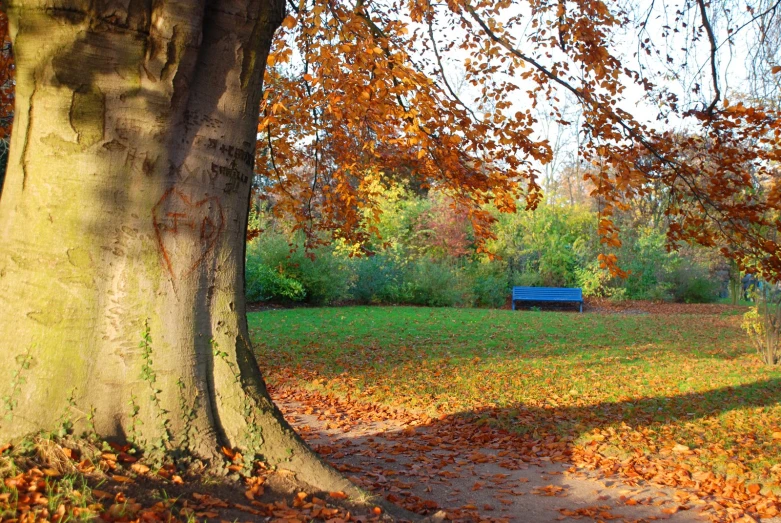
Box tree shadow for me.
[460,377,781,436]
[280,377,781,457]
[273,378,781,521]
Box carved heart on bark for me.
[152,188,224,280]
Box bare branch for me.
[695,0,720,115]
[424,4,481,122]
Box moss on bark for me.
[0,0,375,503]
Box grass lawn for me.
[249,306,781,491]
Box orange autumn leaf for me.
[91,490,113,500]
[130,463,150,474]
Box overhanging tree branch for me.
[459,0,762,259]
[425,5,481,123]
[696,0,721,115]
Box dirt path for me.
[276,396,715,523]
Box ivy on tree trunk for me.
[0,0,356,496]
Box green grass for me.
[249,306,781,487]
[718,296,755,307]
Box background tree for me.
[0,11,13,193]
[1,0,781,497]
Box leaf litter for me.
[2,305,779,522]
[272,386,723,522]
[0,437,392,523]
[252,305,781,522]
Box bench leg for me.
[512,301,515,311]
[579,302,583,313]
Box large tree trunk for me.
[0,0,355,496]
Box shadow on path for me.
[269,378,781,522]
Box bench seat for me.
[511,286,583,312]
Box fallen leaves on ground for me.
[252,306,781,522]
[271,382,781,523]
[0,439,387,523]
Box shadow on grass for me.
[460,377,781,436]
[274,376,781,464]
[272,380,781,521]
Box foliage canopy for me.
[254,0,781,278]
[1,2,780,275]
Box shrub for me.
[608,287,628,302]
[248,232,350,305]
[408,259,469,307]
[512,271,544,288]
[742,287,781,365]
[349,254,406,304]
[675,276,719,303]
[643,282,675,302]
[469,264,509,308]
[289,252,351,305]
[246,237,306,302]
[618,229,675,300]
[245,261,305,302]
[243,191,728,310]
[575,262,611,298]
[667,263,719,303]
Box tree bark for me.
[0,0,357,496]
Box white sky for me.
[422,0,769,184]
[273,1,775,191]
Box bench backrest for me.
[512,286,582,302]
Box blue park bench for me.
[511,286,583,312]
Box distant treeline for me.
[246,182,730,307]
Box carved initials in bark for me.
[0,0,367,504]
[152,188,224,280]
